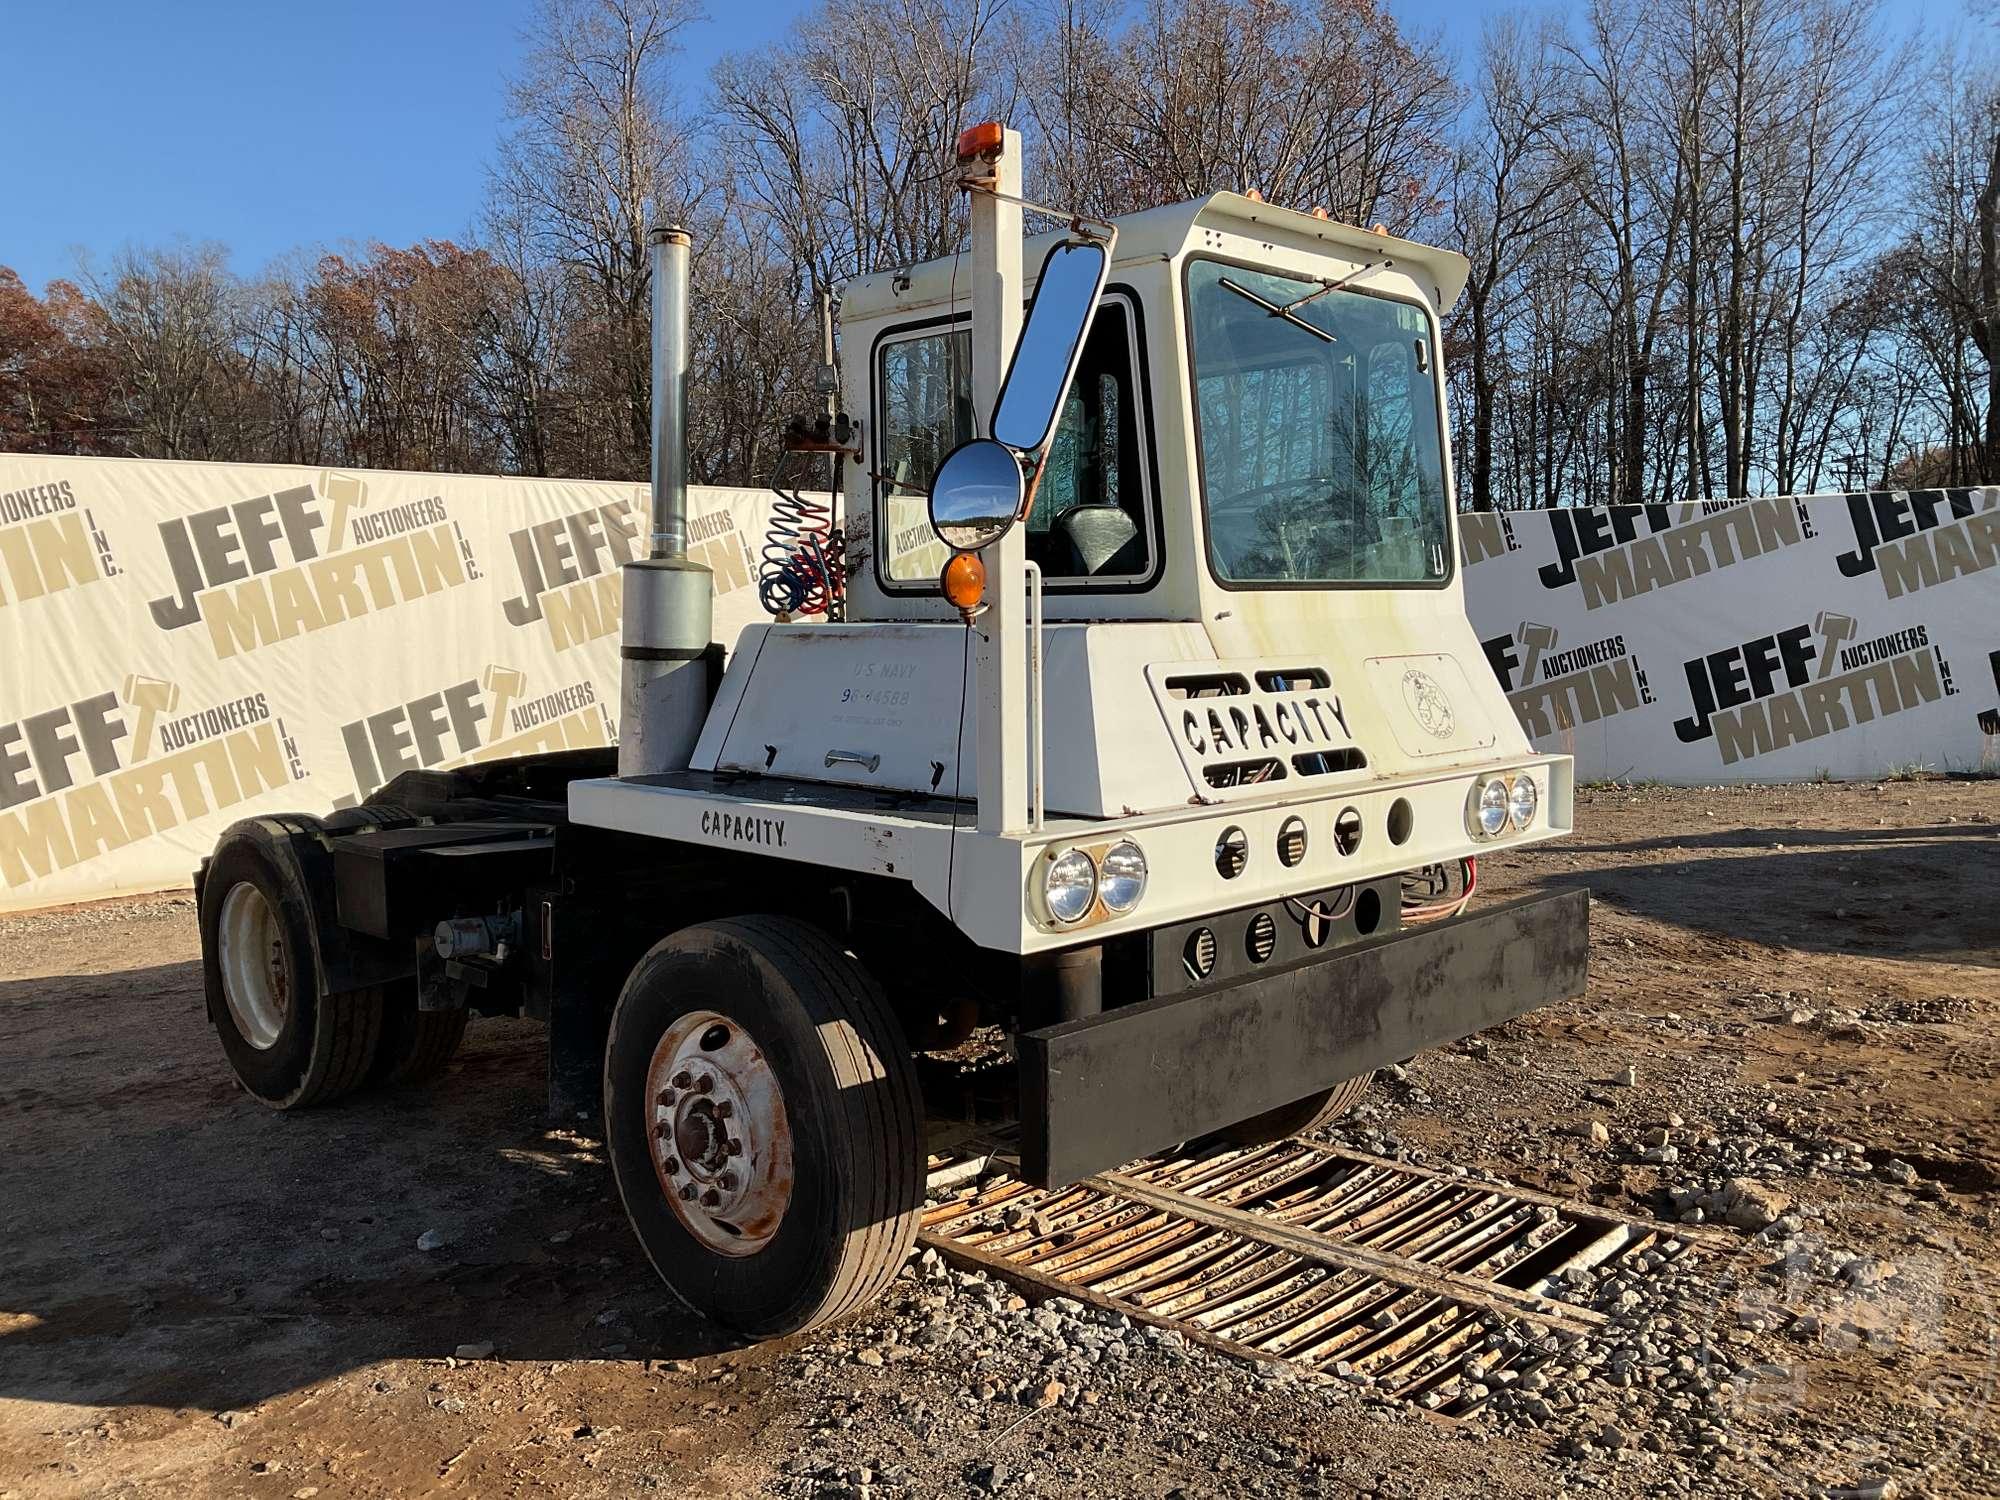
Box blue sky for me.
[0,0,1966,296]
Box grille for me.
[1277,816,1307,867]
[1246,911,1277,964]
[1215,826,1249,879]
[1183,927,1217,980]
[1334,806,1364,856]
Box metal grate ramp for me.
[919,1138,1725,1417]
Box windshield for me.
[1186,258,1451,586]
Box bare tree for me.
[79,242,247,460]
[10,0,1983,502]
[490,0,703,478]
[1450,12,1573,511]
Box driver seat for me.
[1054,504,1144,577]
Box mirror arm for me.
[954,180,1118,242]
[1016,446,1049,524]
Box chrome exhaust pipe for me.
[618,221,713,779]
[649,224,691,559]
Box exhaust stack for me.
[618,223,713,778]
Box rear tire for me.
[201,829,381,1109]
[603,916,923,1338]
[1220,1072,1374,1146]
[369,993,469,1088]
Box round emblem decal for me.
[1401,669,1455,739]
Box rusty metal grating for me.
[919,1138,1721,1417]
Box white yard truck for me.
[196,125,1587,1339]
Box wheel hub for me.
[217,881,289,1050]
[645,1010,792,1255]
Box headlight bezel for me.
[1473,776,1511,838]
[1043,846,1099,925]
[1508,773,1539,831]
[1098,840,1148,914]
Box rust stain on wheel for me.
[644,1009,794,1257]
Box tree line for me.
[2,0,1995,508]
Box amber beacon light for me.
[956,121,1005,161]
[941,551,987,615]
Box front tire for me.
[603,916,923,1338]
[1220,1071,1375,1146]
[201,828,382,1109]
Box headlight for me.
[1044,848,1098,924]
[1099,841,1147,913]
[1508,774,1538,830]
[1469,777,1510,838]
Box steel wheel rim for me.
[218,882,288,1050]
[645,1009,793,1257]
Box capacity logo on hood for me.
[501,489,753,652]
[1673,611,1956,765]
[1833,488,1998,599]
[1538,497,1812,610]
[147,471,480,660]
[336,665,613,804]
[0,478,119,608]
[0,679,304,889]
[1482,622,1655,739]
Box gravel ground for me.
[0,779,1994,1498]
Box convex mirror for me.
[927,438,1025,553]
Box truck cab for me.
[194,129,1587,1342]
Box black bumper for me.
[1016,888,1589,1187]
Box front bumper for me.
[1015,887,1589,1186]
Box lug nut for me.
[654,1122,672,1139]
[672,1070,692,1089]
[656,1088,677,1107]
[679,1184,698,1201]
[663,1156,681,1175]
[714,1100,733,1119]
[693,1074,714,1094]
[725,1137,743,1157]
[719,1172,738,1191]
[701,1189,721,1208]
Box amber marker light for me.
[955,121,1005,161]
[941,552,987,617]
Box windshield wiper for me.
[1278,259,1388,315]
[1217,277,1334,343]
[1219,259,1395,342]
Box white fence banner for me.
[1459,492,1999,785]
[2,456,1996,911]
[0,455,786,912]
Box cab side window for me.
[1027,299,1149,581]
[877,326,972,583]
[875,296,1151,587]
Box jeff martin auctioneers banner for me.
[0,455,784,912]
[1458,491,1997,788]
[0,453,1995,911]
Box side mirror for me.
[927,438,1025,553]
[927,234,1115,557]
[992,239,1111,454]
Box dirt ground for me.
[1,779,1995,1499]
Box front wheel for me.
[603,916,924,1338]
